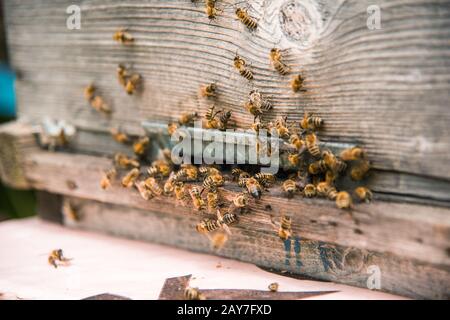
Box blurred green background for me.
[0,4,36,221]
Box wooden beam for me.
[3,0,450,180]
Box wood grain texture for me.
[3,0,450,181]
[0,3,6,62]
[62,196,450,299]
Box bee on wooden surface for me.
[133,137,150,156]
[238,176,249,188]
[48,249,71,268]
[325,170,336,185]
[250,121,264,134]
[207,190,220,213]
[179,112,199,126]
[205,0,219,20]
[235,8,257,30]
[234,54,253,80]
[340,147,366,161]
[204,105,221,129]
[305,133,321,158]
[199,83,217,98]
[190,186,205,210]
[113,28,134,44]
[268,282,279,292]
[100,168,117,190]
[327,186,338,200]
[322,150,346,173]
[144,177,163,196]
[269,48,290,75]
[248,90,273,112]
[163,172,176,195]
[174,182,189,203]
[148,160,171,178]
[122,168,140,188]
[291,74,304,92]
[210,232,229,250]
[135,180,153,201]
[287,153,301,167]
[351,160,370,181]
[300,112,323,131]
[84,84,96,101]
[303,183,316,198]
[117,65,141,95]
[110,128,130,144]
[308,160,327,175]
[231,168,249,181]
[244,101,262,121]
[316,181,331,197]
[278,215,292,240]
[90,95,111,114]
[245,177,262,199]
[233,193,249,208]
[178,164,199,181]
[282,179,297,198]
[117,64,128,87]
[199,166,220,178]
[114,153,140,169]
[218,212,238,226]
[168,123,178,136]
[196,218,220,233]
[203,173,224,191]
[254,173,275,188]
[336,191,352,209]
[289,134,305,151]
[219,110,232,131]
[184,287,206,300]
[274,116,290,139]
[354,186,372,203]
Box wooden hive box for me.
[1,0,450,299]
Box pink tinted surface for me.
[0,218,406,300]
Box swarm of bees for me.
[87,6,374,252]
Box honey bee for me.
[135,180,153,200]
[287,153,301,167]
[90,95,111,114]
[218,212,238,226]
[199,166,220,178]
[148,160,171,178]
[303,183,316,197]
[250,121,264,134]
[291,74,304,92]
[245,101,262,121]
[351,160,370,181]
[110,128,130,144]
[308,160,327,175]
[327,186,338,200]
[235,8,257,30]
[122,168,140,188]
[233,193,249,208]
[163,172,176,195]
[178,164,199,181]
[168,122,178,136]
[174,182,189,203]
[199,83,217,98]
[125,73,141,95]
[289,134,305,151]
[269,48,290,75]
[300,112,323,131]
[205,0,219,20]
[234,54,253,80]
[48,249,71,268]
[268,282,279,292]
[278,215,292,240]
[316,181,331,197]
[210,231,229,250]
[179,112,199,126]
[114,153,140,169]
[305,133,321,158]
[254,173,275,188]
[113,28,134,44]
[144,177,163,196]
[84,84,96,101]
[207,190,220,213]
[219,110,232,131]
[340,147,366,161]
[203,173,225,191]
[184,287,206,300]
[204,105,221,129]
[245,177,262,199]
[196,218,220,233]
[336,191,352,209]
[322,150,346,173]
[282,179,297,198]
[248,90,273,112]
[231,168,249,181]
[238,176,249,188]
[354,186,372,203]
[100,168,117,190]
[190,186,205,210]
[325,170,336,185]
[275,116,290,139]
[133,136,150,156]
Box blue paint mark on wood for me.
[294,237,303,267]
[284,239,291,266]
[318,241,332,272]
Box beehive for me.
[1,0,450,299]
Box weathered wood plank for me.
[0,3,6,62]
[62,196,450,299]
[4,0,450,180]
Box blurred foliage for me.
[0,118,37,220]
